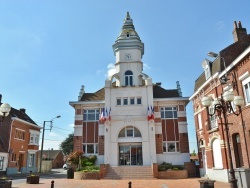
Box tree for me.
[59,133,74,155]
[190,149,197,156]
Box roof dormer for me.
[202,59,212,80]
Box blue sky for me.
[1,1,250,153]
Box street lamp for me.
[201,91,244,188]
[0,103,11,123]
[39,115,61,173]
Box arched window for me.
[233,133,244,167]
[212,138,223,168]
[125,70,133,86]
[118,126,141,138]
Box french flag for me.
[151,106,155,120]
[108,107,111,121]
[100,108,106,123]
[147,106,151,121]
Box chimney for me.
[78,85,85,101]
[232,21,247,42]
[20,108,26,113]
[0,94,2,103]
[176,81,182,97]
[156,82,161,87]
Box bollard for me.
[128,181,132,188]
[51,180,54,188]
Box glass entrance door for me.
[119,144,142,166]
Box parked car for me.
[63,164,69,170]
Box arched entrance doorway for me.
[118,126,143,166]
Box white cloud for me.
[69,124,74,127]
[106,63,116,78]
[143,63,151,70]
[49,132,58,137]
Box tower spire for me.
[112,12,144,56]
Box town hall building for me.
[69,13,190,171]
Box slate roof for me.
[194,33,250,92]
[79,84,180,102]
[9,107,37,125]
[153,84,180,98]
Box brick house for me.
[0,94,41,175]
[69,12,190,177]
[190,21,250,185]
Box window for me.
[11,153,16,161]
[125,70,133,86]
[116,97,142,106]
[130,98,135,105]
[160,107,177,119]
[83,109,100,121]
[0,156,4,170]
[137,97,142,105]
[197,113,202,130]
[117,98,121,105]
[163,142,179,152]
[30,130,40,145]
[28,153,35,167]
[240,73,250,105]
[118,126,141,138]
[123,98,128,105]
[83,144,98,154]
[243,81,250,104]
[209,107,217,129]
[14,129,25,140]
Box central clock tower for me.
[111,12,145,87]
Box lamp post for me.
[39,115,61,173]
[0,103,11,123]
[202,91,244,188]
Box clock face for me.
[125,53,132,61]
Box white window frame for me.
[83,109,100,121]
[198,113,203,130]
[82,144,98,154]
[29,130,40,145]
[28,153,35,167]
[160,107,177,119]
[242,77,250,105]
[124,70,133,86]
[239,71,250,105]
[0,156,4,170]
[163,141,180,153]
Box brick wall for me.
[99,136,104,155]
[179,133,189,153]
[73,136,82,152]
[8,120,40,169]
[155,134,163,154]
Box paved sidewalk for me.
[12,178,230,188]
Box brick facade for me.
[155,134,163,154]
[98,136,104,155]
[73,136,83,152]
[179,133,189,153]
[190,22,250,182]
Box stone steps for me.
[105,166,154,179]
